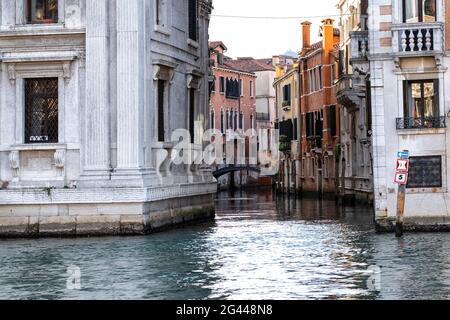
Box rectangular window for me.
[211,79,216,93]
[188,0,198,41]
[329,105,337,137]
[189,88,195,143]
[331,64,335,84]
[309,70,314,93]
[240,79,243,96]
[318,66,323,90]
[210,111,215,130]
[217,53,224,65]
[27,0,58,24]
[157,79,165,142]
[25,78,59,144]
[219,77,225,94]
[282,84,291,106]
[403,79,439,119]
[407,156,442,188]
[240,112,244,129]
[250,80,254,97]
[306,112,314,137]
[403,0,436,23]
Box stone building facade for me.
[0,0,217,237]
[369,0,450,230]
[337,0,373,203]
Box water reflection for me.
[0,188,449,299]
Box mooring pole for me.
[396,183,406,237]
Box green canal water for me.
[1,188,450,300]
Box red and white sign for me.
[394,172,408,185]
[396,159,409,172]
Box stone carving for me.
[54,150,66,177]
[62,62,72,83]
[9,151,20,179]
[7,64,16,85]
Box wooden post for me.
[396,183,406,237]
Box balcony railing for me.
[396,117,446,130]
[392,23,443,56]
[256,113,270,121]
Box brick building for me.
[299,20,341,195]
[209,41,258,188]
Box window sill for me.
[187,39,199,49]
[154,25,171,36]
[397,128,446,135]
[10,143,67,152]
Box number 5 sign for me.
[394,172,408,185]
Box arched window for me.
[240,112,244,129]
[220,110,224,134]
[250,113,254,130]
[211,110,215,130]
[234,111,238,130]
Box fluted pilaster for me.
[116,0,144,169]
[84,0,110,172]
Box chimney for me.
[302,21,312,50]
[276,65,285,78]
[322,18,335,53]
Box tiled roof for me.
[209,41,227,51]
[228,57,275,72]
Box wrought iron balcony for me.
[392,23,443,56]
[256,113,270,121]
[396,117,446,130]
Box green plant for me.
[279,135,291,154]
[42,186,54,197]
[282,101,291,108]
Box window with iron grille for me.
[188,0,198,41]
[25,78,58,144]
[27,0,58,24]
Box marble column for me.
[116,0,145,170]
[83,0,110,175]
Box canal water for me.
[1,188,450,300]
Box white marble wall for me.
[0,0,215,191]
[369,0,450,225]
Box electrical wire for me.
[211,13,353,20]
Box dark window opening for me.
[157,80,165,142]
[27,0,58,24]
[189,88,195,143]
[188,0,198,41]
[329,105,337,137]
[219,77,225,94]
[282,84,291,106]
[25,78,58,144]
[226,78,240,99]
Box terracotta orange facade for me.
[299,20,341,194]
